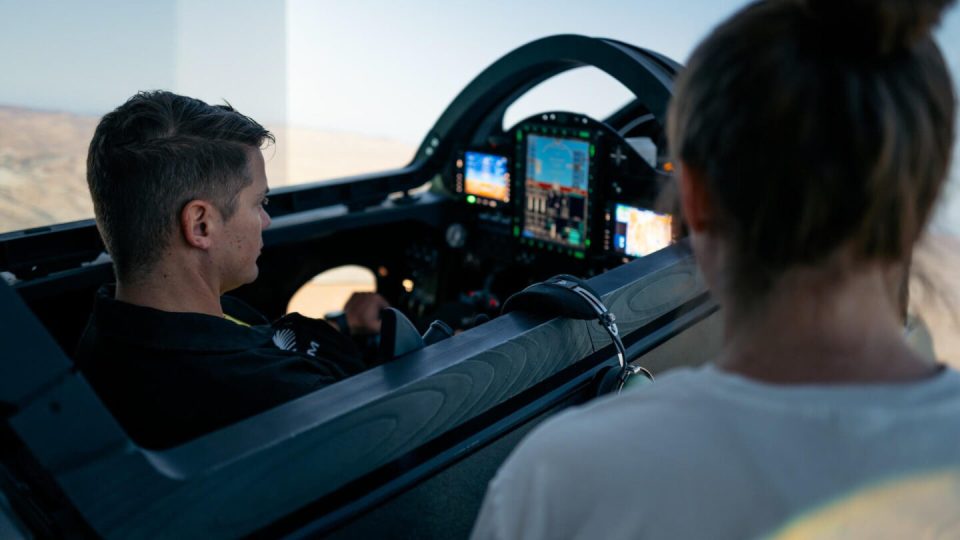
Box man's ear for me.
[678,162,715,233]
[180,200,217,250]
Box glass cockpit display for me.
[464,151,510,202]
[610,204,673,257]
[521,134,591,249]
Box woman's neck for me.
[715,263,937,384]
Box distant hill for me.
[0,105,415,233]
[0,105,99,231]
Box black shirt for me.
[75,286,365,449]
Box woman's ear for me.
[678,162,715,233]
[180,200,217,250]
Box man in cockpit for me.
[76,90,388,449]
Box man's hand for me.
[343,292,390,335]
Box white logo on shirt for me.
[272,328,297,351]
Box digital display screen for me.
[522,134,591,249]
[612,204,673,257]
[464,151,510,202]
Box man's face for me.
[216,147,271,293]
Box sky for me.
[285,0,755,142]
[0,0,958,234]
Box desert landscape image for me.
[1,104,958,369]
[0,106,100,229]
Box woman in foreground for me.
[471,0,959,538]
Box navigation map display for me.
[612,204,673,257]
[464,151,510,202]
[521,134,591,249]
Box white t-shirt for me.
[471,364,960,540]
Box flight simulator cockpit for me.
[0,35,718,539]
[384,108,679,332]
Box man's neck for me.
[116,259,224,317]
[716,264,936,384]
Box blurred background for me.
[1,0,957,364]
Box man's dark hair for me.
[87,90,274,283]
[668,0,956,299]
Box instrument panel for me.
[449,111,677,270]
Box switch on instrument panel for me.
[610,145,628,167]
[445,223,467,249]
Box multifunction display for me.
[610,204,673,258]
[521,134,591,249]
[464,151,510,203]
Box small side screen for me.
[612,204,673,257]
[522,134,591,249]
[464,151,510,202]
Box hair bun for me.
[806,0,955,56]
